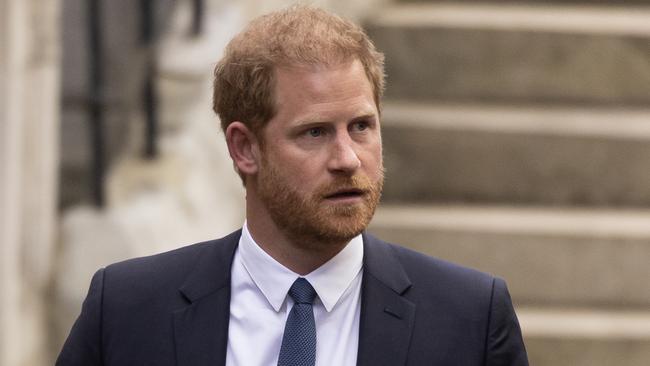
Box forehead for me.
[271,60,376,122]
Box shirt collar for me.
[239,221,363,313]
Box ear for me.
[225,121,261,176]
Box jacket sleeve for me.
[56,268,105,366]
[485,277,529,366]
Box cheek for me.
[277,156,319,186]
[363,143,383,173]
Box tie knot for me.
[288,278,316,304]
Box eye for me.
[307,127,323,137]
[351,121,369,132]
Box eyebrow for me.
[295,113,378,127]
[350,114,377,123]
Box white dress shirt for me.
[226,222,363,366]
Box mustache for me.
[317,174,381,198]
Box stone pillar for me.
[0,0,60,365]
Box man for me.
[57,6,528,366]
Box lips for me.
[324,188,365,200]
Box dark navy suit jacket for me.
[57,230,529,365]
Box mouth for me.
[324,188,366,201]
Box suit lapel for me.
[357,234,415,366]
[173,230,240,366]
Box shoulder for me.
[363,233,498,307]
[100,230,241,298]
[365,232,495,282]
[362,233,529,364]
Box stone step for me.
[366,3,650,105]
[380,101,650,206]
[368,204,650,307]
[519,307,650,366]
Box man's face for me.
[254,59,384,246]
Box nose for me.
[327,133,361,175]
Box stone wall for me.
[0,0,60,365]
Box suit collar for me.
[174,230,240,366]
[357,233,416,366]
[178,230,240,302]
[362,232,412,295]
[177,230,410,301]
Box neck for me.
[245,196,348,275]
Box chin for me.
[311,209,374,243]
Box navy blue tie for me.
[277,278,317,366]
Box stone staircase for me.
[364,2,650,365]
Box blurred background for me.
[1,0,650,365]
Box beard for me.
[255,156,384,247]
